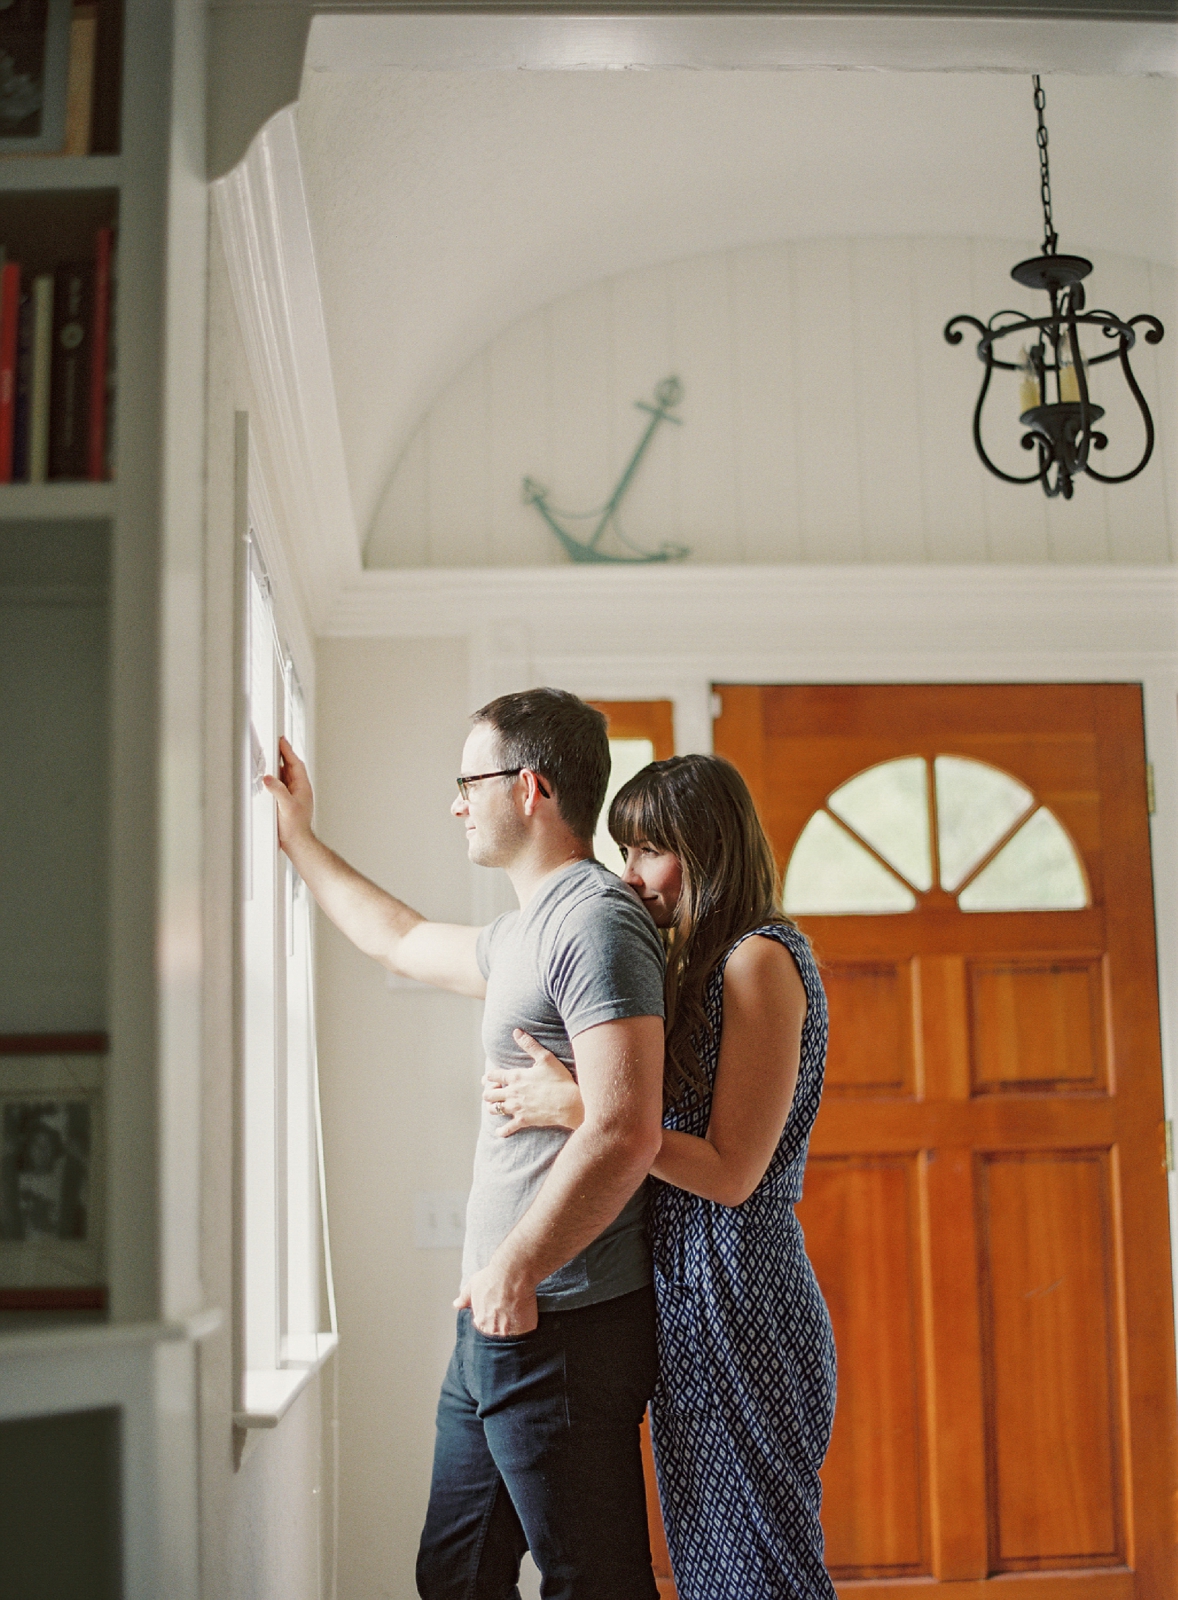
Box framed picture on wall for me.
[0,0,72,153]
[0,1040,105,1309]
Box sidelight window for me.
[595,738,655,875]
[239,535,337,1427]
[783,756,1088,916]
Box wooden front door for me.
[707,684,1177,1598]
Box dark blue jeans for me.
[416,1285,660,1600]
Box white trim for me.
[246,424,317,695]
[236,1332,339,1430]
[323,563,1178,674]
[0,1310,222,1366]
[0,1319,218,1600]
[306,12,1178,78]
[1142,670,1178,1304]
[213,107,362,640]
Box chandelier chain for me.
[1032,74,1058,256]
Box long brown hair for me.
[609,754,795,1108]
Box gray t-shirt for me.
[465,858,666,1311]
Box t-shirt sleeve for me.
[546,890,666,1039]
[475,914,509,980]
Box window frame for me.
[235,521,337,1431]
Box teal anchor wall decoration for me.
[522,377,690,565]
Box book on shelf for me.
[28,273,53,481]
[48,256,93,479]
[63,3,98,157]
[0,258,20,481]
[0,226,113,482]
[87,221,109,477]
[12,283,32,479]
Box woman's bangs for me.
[608,776,670,852]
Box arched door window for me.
[783,755,1089,915]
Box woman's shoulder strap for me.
[719,920,807,970]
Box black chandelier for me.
[945,76,1165,500]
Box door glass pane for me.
[828,758,932,890]
[784,811,917,915]
[594,738,655,874]
[958,808,1089,911]
[935,756,1033,891]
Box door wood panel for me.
[978,1150,1123,1571]
[802,1156,929,1579]
[967,960,1108,1095]
[706,684,1177,1600]
[823,962,919,1098]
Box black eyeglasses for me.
[455,768,551,802]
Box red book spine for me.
[0,262,20,482]
[88,226,112,480]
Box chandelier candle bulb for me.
[1018,351,1040,415]
[1059,358,1081,404]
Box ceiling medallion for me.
[945,76,1165,500]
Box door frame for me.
[374,562,1178,1360]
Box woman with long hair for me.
[483,754,837,1600]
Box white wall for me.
[314,637,485,1600]
[367,238,1177,570]
[226,1382,328,1600]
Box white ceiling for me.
[294,58,1177,540]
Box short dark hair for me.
[471,688,609,844]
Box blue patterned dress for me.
[648,922,837,1600]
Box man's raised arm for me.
[265,737,485,998]
[459,1013,665,1333]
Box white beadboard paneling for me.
[969,237,1053,563]
[545,281,614,554]
[365,237,1176,570]
[730,243,802,563]
[851,237,928,563]
[669,252,740,564]
[1085,252,1171,565]
[367,426,429,567]
[791,238,864,563]
[608,263,681,561]
[489,314,557,566]
[911,237,992,563]
[425,352,492,566]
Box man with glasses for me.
[265,687,665,1600]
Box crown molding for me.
[306,8,1177,75]
[213,108,362,638]
[323,562,1178,677]
[207,5,1177,177]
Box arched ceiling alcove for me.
[293,35,1176,547]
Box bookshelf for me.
[0,1,211,1587]
[0,1,123,1328]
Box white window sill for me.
[235,1332,338,1429]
